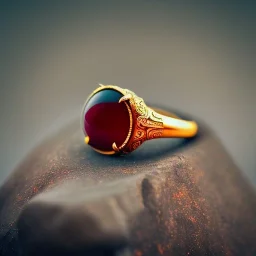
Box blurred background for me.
[0,1,255,186]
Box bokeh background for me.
[0,1,255,186]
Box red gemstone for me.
[83,89,131,151]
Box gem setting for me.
[82,88,132,152]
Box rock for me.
[0,106,256,255]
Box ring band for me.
[81,84,198,155]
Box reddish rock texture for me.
[0,107,256,256]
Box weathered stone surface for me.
[0,106,256,256]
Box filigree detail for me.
[147,128,164,139]
[151,110,163,121]
[137,116,163,128]
[120,89,164,153]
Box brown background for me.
[0,1,255,186]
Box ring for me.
[81,84,198,155]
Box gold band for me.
[150,107,198,138]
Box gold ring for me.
[81,84,198,155]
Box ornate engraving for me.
[147,128,164,140]
[120,89,164,153]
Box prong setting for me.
[112,142,120,152]
[84,136,90,144]
[119,93,132,103]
